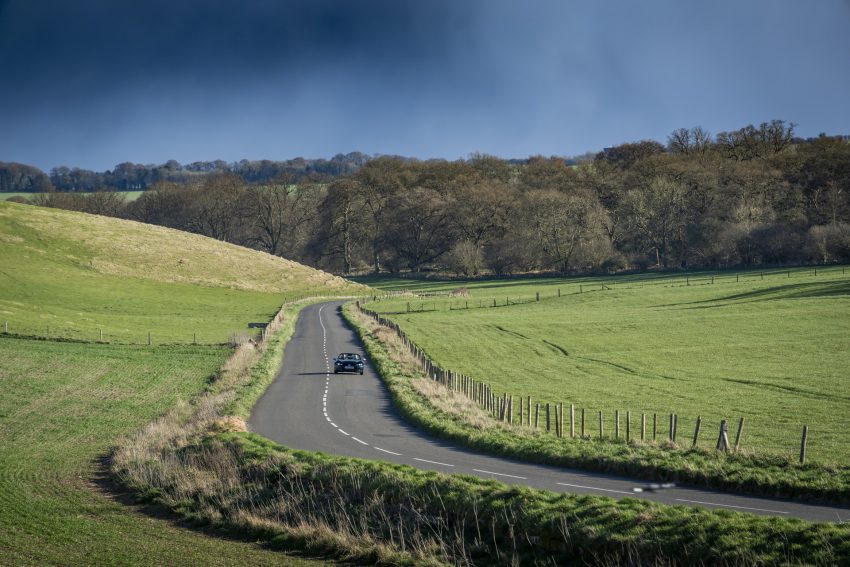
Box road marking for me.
[351,436,369,446]
[556,482,633,495]
[414,457,454,467]
[472,469,527,480]
[375,447,402,456]
[674,498,789,514]
[338,429,350,436]
[330,422,338,428]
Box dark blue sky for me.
[1,0,849,172]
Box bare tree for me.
[243,173,320,257]
[624,177,688,268]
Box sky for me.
[1,0,849,172]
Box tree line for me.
[0,152,372,192]
[11,120,850,275]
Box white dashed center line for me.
[472,469,527,480]
[318,304,372,449]
[374,447,402,456]
[556,482,633,495]
[414,457,454,467]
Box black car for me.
[334,353,365,374]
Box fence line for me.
[356,300,813,462]
[0,293,330,347]
[376,265,849,314]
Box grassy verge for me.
[343,302,850,503]
[111,299,850,565]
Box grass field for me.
[0,202,361,565]
[1,190,146,201]
[359,267,850,463]
[0,337,323,566]
[0,201,362,343]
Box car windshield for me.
[338,353,360,360]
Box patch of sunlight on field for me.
[366,269,850,463]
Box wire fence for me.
[365,265,849,314]
[356,300,816,463]
[0,293,330,346]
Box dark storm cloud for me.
[1,1,849,171]
[0,1,462,101]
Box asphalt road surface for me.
[249,300,849,523]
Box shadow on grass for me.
[92,453,340,565]
[659,280,850,310]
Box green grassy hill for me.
[0,201,358,343]
[362,269,850,463]
[0,201,358,565]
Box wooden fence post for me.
[581,408,585,437]
[692,416,702,447]
[99,329,103,342]
[519,397,523,425]
[716,419,729,452]
[148,332,151,346]
[626,410,631,442]
[615,410,620,439]
[668,414,673,441]
[546,404,551,432]
[559,403,564,438]
[734,417,744,452]
[569,404,575,438]
[534,403,540,429]
[800,425,809,464]
[672,414,678,443]
[640,413,645,441]
[598,411,604,439]
[527,397,532,426]
[554,404,560,437]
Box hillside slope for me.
[0,201,363,342]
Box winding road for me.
[249,301,849,523]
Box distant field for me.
[362,267,850,463]
[0,337,320,566]
[0,201,362,343]
[1,190,146,201]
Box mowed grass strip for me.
[1,190,146,202]
[0,201,363,343]
[0,337,321,566]
[364,270,850,463]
